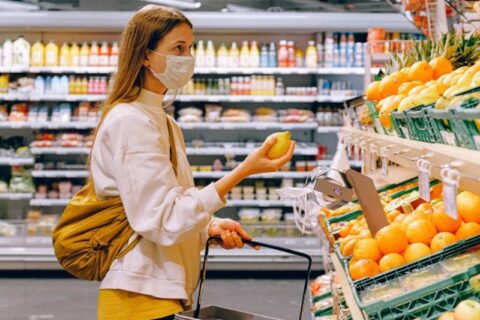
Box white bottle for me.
[229,42,239,68]
[216,43,229,68]
[34,76,45,95]
[60,75,69,95]
[205,40,216,68]
[239,41,250,68]
[0,45,3,67]
[3,39,13,67]
[250,41,260,68]
[195,40,206,68]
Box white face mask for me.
[147,50,195,90]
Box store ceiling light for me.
[141,0,202,10]
[0,0,39,10]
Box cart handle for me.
[194,236,313,320]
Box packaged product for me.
[360,279,403,305]
[400,264,445,291]
[441,251,480,275]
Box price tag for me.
[380,147,389,178]
[441,168,460,219]
[361,143,370,174]
[417,159,431,202]
[440,131,456,146]
[370,145,377,172]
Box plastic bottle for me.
[79,42,89,67]
[323,33,334,68]
[216,43,228,68]
[268,42,277,68]
[109,41,119,67]
[100,77,108,94]
[195,40,205,68]
[347,33,355,67]
[70,42,80,67]
[44,76,52,95]
[45,41,59,67]
[287,41,295,68]
[295,47,303,68]
[59,42,70,67]
[228,42,239,68]
[51,76,60,95]
[60,75,69,95]
[0,45,3,67]
[99,41,110,66]
[3,39,13,67]
[339,33,347,68]
[260,44,268,68]
[275,77,284,96]
[239,41,250,68]
[277,40,288,68]
[89,41,99,67]
[305,41,318,68]
[250,41,260,68]
[316,34,324,68]
[81,77,88,94]
[69,76,76,94]
[34,76,45,95]
[205,40,216,68]
[31,41,45,67]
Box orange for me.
[456,222,480,240]
[366,81,383,101]
[341,238,360,257]
[398,80,424,95]
[457,191,480,223]
[353,238,382,262]
[430,183,443,200]
[358,229,372,239]
[403,243,432,263]
[406,219,437,245]
[387,210,402,222]
[394,213,407,224]
[400,211,431,232]
[415,203,433,215]
[380,74,404,97]
[430,57,453,80]
[339,225,351,238]
[432,201,462,233]
[438,312,455,320]
[408,61,434,83]
[349,224,362,235]
[349,258,381,281]
[430,232,458,252]
[375,224,408,254]
[379,94,405,129]
[379,253,405,272]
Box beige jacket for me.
[91,89,225,305]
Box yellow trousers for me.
[97,289,183,320]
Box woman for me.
[92,5,295,320]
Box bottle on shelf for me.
[287,41,295,68]
[3,39,13,67]
[228,41,239,68]
[68,75,75,94]
[60,75,69,95]
[339,33,348,68]
[99,41,110,67]
[277,40,288,68]
[268,42,277,68]
[0,44,2,67]
[216,42,228,68]
[239,40,250,68]
[89,41,99,67]
[260,43,269,68]
[81,77,88,94]
[323,33,334,68]
[195,40,205,68]
[347,33,355,67]
[295,46,303,68]
[250,41,260,68]
[51,76,60,95]
[45,41,59,67]
[31,40,45,67]
[70,42,80,67]
[59,42,70,67]
[79,42,89,67]
[275,77,284,96]
[305,40,318,68]
[34,76,45,95]
[205,40,216,68]
[109,41,119,67]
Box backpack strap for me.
[166,116,178,177]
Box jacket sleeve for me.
[102,109,225,247]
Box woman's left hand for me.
[208,218,256,250]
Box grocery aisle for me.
[0,276,312,319]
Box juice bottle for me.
[13,36,30,67]
[305,41,318,68]
[45,41,59,67]
[69,76,76,94]
[268,42,277,68]
[99,41,110,66]
[109,41,119,67]
[216,42,228,68]
[79,42,89,67]
[81,77,88,94]
[323,33,334,68]
[59,42,70,67]
[239,41,250,68]
[250,41,260,68]
[205,40,216,68]
[260,44,268,68]
[347,33,355,67]
[295,47,303,68]
[89,41,99,66]
[70,42,80,67]
[316,33,324,67]
[195,40,205,68]
[31,41,45,67]
[228,42,239,68]
[3,39,13,67]
[287,41,295,68]
[277,40,288,68]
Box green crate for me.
[405,105,437,143]
[349,235,480,293]
[366,101,386,135]
[427,108,459,146]
[357,262,480,320]
[313,305,333,317]
[392,111,411,139]
[455,105,480,151]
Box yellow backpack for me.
[52,118,178,281]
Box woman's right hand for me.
[239,135,296,177]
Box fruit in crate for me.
[435,96,451,109]
[353,238,382,262]
[457,191,480,223]
[437,312,455,320]
[349,258,380,280]
[409,61,434,83]
[432,201,462,232]
[375,225,408,254]
[430,56,453,79]
[430,232,458,252]
[366,81,383,102]
[266,131,291,159]
[456,222,480,240]
[403,243,432,263]
[406,219,437,245]
[398,80,423,95]
[379,253,405,272]
[454,299,480,320]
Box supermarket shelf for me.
[179,122,318,130]
[316,126,342,133]
[31,170,89,178]
[29,146,318,156]
[30,199,69,206]
[0,94,106,102]
[227,200,292,207]
[342,128,480,194]
[0,193,33,200]
[331,253,365,319]
[0,237,322,271]
[193,171,311,179]
[0,66,116,74]
[0,121,97,130]
[0,157,35,166]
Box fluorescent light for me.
[141,0,201,9]
[0,0,39,10]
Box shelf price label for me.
[380,146,389,178]
[417,159,432,202]
[441,168,460,219]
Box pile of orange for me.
[339,190,480,281]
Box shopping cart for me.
[175,236,312,320]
